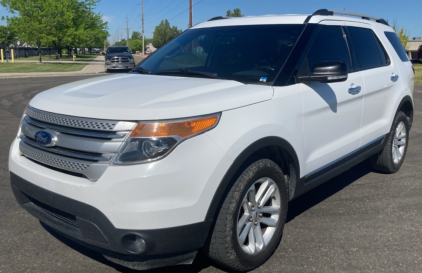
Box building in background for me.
[145,43,157,54]
[406,37,422,60]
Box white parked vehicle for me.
[9,9,414,271]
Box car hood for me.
[30,74,274,120]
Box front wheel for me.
[371,111,410,173]
[204,159,288,272]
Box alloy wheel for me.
[392,121,406,164]
[237,177,281,254]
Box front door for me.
[298,23,365,175]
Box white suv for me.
[9,9,414,271]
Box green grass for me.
[0,63,86,73]
[414,64,422,84]
[23,54,99,62]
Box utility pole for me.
[126,14,130,47]
[189,0,193,28]
[120,24,123,41]
[142,0,144,56]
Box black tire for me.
[203,159,288,272]
[370,111,410,173]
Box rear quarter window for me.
[384,32,409,62]
[347,27,386,71]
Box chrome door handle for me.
[391,74,399,82]
[348,86,361,95]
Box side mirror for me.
[297,61,348,83]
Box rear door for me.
[344,23,402,146]
[298,23,365,175]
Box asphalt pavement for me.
[0,77,421,273]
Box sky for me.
[1,0,421,43]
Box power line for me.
[169,0,206,21]
[143,0,206,32]
[147,0,185,17]
[144,0,164,14]
[128,1,139,21]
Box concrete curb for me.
[0,72,107,79]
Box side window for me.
[347,27,385,70]
[305,26,352,72]
[385,31,409,62]
[373,35,390,66]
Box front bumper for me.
[8,132,232,268]
[105,63,135,70]
[11,173,212,269]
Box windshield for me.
[107,47,131,54]
[138,24,304,84]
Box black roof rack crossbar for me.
[305,9,389,26]
[208,16,228,21]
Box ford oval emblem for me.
[34,131,56,147]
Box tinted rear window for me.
[347,27,384,70]
[385,32,409,62]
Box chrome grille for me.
[27,107,117,131]
[110,57,130,63]
[20,142,90,171]
[20,107,136,181]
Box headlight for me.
[112,113,221,165]
[130,59,135,63]
[17,104,29,137]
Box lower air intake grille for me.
[27,195,79,228]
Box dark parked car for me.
[105,46,135,72]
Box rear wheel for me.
[204,159,288,272]
[371,111,410,173]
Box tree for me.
[69,0,108,55]
[391,20,409,50]
[0,25,16,46]
[131,31,142,40]
[1,0,56,62]
[226,8,243,17]
[48,0,77,59]
[130,39,143,52]
[418,44,422,60]
[1,0,108,60]
[152,20,182,49]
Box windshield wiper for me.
[132,67,152,74]
[156,69,218,79]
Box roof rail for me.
[305,9,389,26]
[208,16,228,21]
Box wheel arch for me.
[396,95,414,128]
[204,136,300,221]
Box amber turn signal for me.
[130,115,220,138]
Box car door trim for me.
[292,134,387,199]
